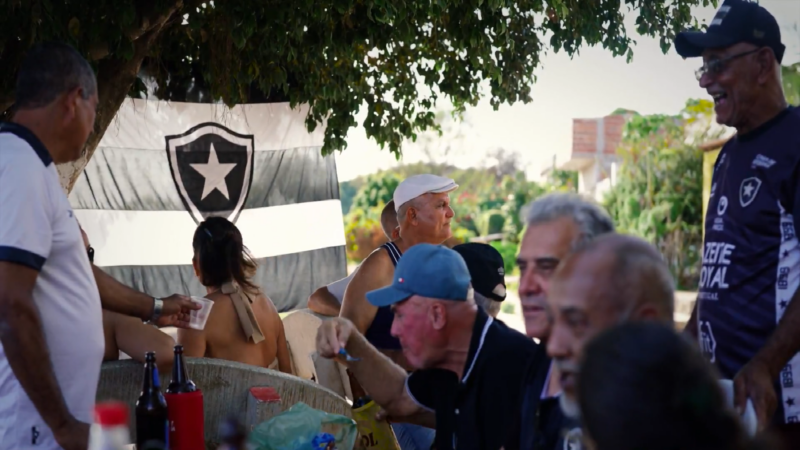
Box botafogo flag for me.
[69,98,347,311]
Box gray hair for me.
[397,196,424,224]
[523,192,615,248]
[474,291,501,318]
[15,42,97,109]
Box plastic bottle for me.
[88,401,131,450]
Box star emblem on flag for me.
[190,143,237,201]
[166,122,255,224]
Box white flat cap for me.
[393,174,459,212]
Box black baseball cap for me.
[452,243,507,302]
[674,0,785,63]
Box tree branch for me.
[57,0,185,192]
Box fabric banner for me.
[70,98,347,311]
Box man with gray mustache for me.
[516,193,614,450]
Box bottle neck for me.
[142,362,161,392]
[168,351,196,393]
[173,352,188,384]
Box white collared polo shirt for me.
[0,122,104,449]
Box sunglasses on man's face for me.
[87,246,94,264]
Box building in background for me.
[542,114,628,201]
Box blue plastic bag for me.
[248,402,357,450]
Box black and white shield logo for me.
[739,177,762,208]
[166,122,254,224]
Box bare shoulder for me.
[256,291,280,315]
[351,247,394,282]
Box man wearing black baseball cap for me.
[674,0,785,64]
[675,0,800,443]
[452,243,507,317]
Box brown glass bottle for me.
[166,345,197,393]
[135,351,169,449]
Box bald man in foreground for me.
[542,233,675,449]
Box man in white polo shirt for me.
[0,42,195,450]
[0,42,102,450]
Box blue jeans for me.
[391,422,435,450]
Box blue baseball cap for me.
[366,243,472,307]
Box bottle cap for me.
[94,402,129,426]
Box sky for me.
[334,0,800,182]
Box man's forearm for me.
[93,265,153,319]
[755,289,800,377]
[345,332,409,411]
[0,295,76,432]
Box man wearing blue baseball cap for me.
[316,243,546,450]
[339,174,457,449]
[675,0,800,444]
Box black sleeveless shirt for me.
[364,242,402,350]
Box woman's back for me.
[180,216,292,373]
[202,285,291,371]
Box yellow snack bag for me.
[351,399,401,450]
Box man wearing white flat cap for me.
[340,174,457,450]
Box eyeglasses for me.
[87,246,94,264]
[695,48,762,81]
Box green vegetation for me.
[340,155,577,263]
[490,241,518,275]
[1,0,716,191]
[603,99,722,289]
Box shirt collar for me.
[0,121,53,166]
[540,360,562,399]
[736,106,791,143]
[462,308,493,383]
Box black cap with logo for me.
[452,243,507,302]
[674,0,785,63]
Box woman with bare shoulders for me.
[178,217,292,374]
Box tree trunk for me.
[56,1,184,193]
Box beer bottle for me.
[164,345,204,450]
[135,351,169,450]
[166,345,197,393]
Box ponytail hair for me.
[192,217,259,294]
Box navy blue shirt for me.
[699,107,800,424]
[364,242,403,350]
[405,308,547,450]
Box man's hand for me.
[316,317,356,359]
[53,418,90,450]
[154,294,202,328]
[733,358,777,431]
